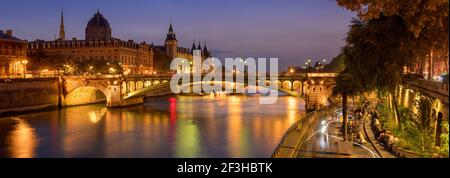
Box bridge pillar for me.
[106,81,123,107]
[106,79,145,108]
[305,84,330,110]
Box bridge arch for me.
[144,80,152,87]
[127,81,136,92]
[274,80,282,89]
[64,86,107,106]
[282,81,292,90]
[136,81,144,90]
[293,81,301,90]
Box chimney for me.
[6,30,13,37]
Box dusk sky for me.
[0,0,355,70]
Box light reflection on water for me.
[0,95,305,158]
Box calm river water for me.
[0,95,306,158]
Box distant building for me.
[0,29,28,77]
[408,49,449,81]
[28,10,153,75]
[153,23,212,61]
[152,23,212,74]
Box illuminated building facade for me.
[28,10,153,75]
[408,49,449,81]
[0,30,28,77]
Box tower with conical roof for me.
[165,23,178,59]
[191,40,197,54]
[203,42,210,58]
[196,40,202,56]
[58,10,65,40]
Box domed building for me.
[28,10,153,75]
[27,9,213,75]
[85,10,112,41]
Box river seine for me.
[0,95,306,158]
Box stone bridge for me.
[61,73,337,108]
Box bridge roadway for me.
[61,73,337,108]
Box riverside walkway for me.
[272,100,391,158]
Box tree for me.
[28,49,68,75]
[72,58,123,75]
[335,0,449,45]
[439,121,449,156]
[406,95,435,154]
[336,0,449,81]
[153,49,172,73]
[325,53,345,73]
[340,16,435,129]
[332,70,362,141]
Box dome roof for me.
[85,10,112,41]
[87,10,110,29]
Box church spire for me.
[165,22,176,41]
[197,40,202,50]
[203,41,209,57]
[59,9,65,40]
[168,23,174,33]
[191,40,197,53]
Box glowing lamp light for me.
[109,67,116,73]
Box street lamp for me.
[109,67,116,74]
[306,59,312,73]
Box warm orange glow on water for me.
[227,96,244,157]
[0,96,306,158]
[7,118,38,158]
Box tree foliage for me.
[153,49,172,72]
[342,16,431,92]
[27,49,68,72]
[325,53,345,73]
[440,121,449,155]
[28,49,123,75]
[335,0,449,49]
[72,58,123,75]
[405,95,435,153]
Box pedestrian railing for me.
[271,101,338,158]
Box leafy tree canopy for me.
[335,0,449,38]
[325,53,346,73]
[153,49,172,72]
[341,16,431,92]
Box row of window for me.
[66,55,152,65]
[0,49,26,56]
[28,41,151,50]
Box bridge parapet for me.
[405,78,449,104]
[60,73,337,108]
